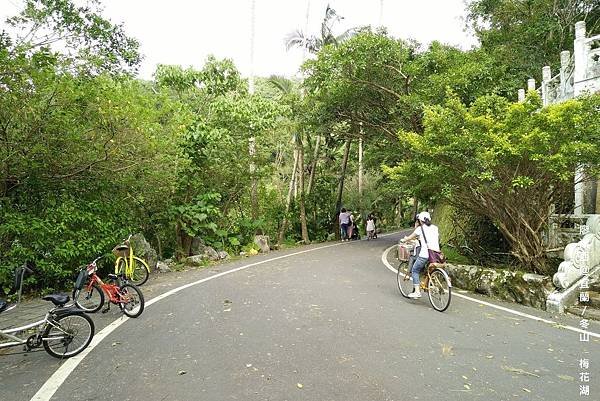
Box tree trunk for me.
[411,197,419,220]
[307,134,321,195]
[155,233,163,259]
[175,222,192,260]
[332,139,352,238]
[249,137,260,234]
[298,134,310,244]
[278,138,299,246]
[358,136,363,198]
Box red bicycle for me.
[72,257,145,318]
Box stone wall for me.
[445,264,554,310]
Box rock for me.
[190,237,206,256]
[445,263,554,310]
[218,251,230,260]
[185,254,207,266]
[254,235,270,253]
[156,261,171,273]
[130,233,158,270]
[204,246,220,261]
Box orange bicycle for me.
[73,257,144,318]
[396,243,452,312]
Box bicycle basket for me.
[112,245,130,258]
[397,243,414,261]
[74,269,89,290]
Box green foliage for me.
[172,192,221,241]
[0,196,131,291]
[6,0,141,74]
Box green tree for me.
[467,0,600,95]
[384,92,600,273]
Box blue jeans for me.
[340,223,348,239]
[411,256,429,285]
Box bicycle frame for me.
[84,261,130,305]
[0,309,71,350]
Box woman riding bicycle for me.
[400,211,440,299]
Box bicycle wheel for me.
[115,257,127,276]
[396,261,414,298]
[427,268,452,312]
[72,283,104,313]
[43,312,95,358]
[118,283,145,318]
[129,257,150,286]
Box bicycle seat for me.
[0,299,7,314]
[42,294,70,306]
[114,245,129,251]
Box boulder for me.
[156,261,171,273]
[130,233,158,270]
[185,254,207,266]
[204,246,220,261]
[218,251,230,260]
[254,235,271,253]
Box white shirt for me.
[412,224,440,258]
[366,219,375,231]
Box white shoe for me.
[408,291,421,299]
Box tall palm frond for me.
[267,75,294,94]
[285,4,359,54]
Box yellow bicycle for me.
[113,235,150,286]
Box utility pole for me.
[249,0,258,226]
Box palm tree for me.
[285,5,361,239]
[285,5,358,54]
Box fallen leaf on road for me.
[485,355,494,359]
[297,383,303,389]
[501,366,540,378]
[246,364,252,368]
[111,342,121,347]
[463,384,471,390]
[462,375,468,380]
[440,344,454,356]
[522,388,531,393]
[178,370,186,375]
[557,374,574,381]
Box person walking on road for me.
[400,211,440,298]
[347,210,355,240]
[366,214,376,240]
[339,208,351,241]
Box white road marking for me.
[31,240,351,401]
[381,244,600,339]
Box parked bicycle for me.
[396,242,452,312]
[73,256,145,318]
[0,262,95,358]
[113,235,150,286]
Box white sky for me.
[0,0,478,80]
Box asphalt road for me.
[2,232,599,401]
